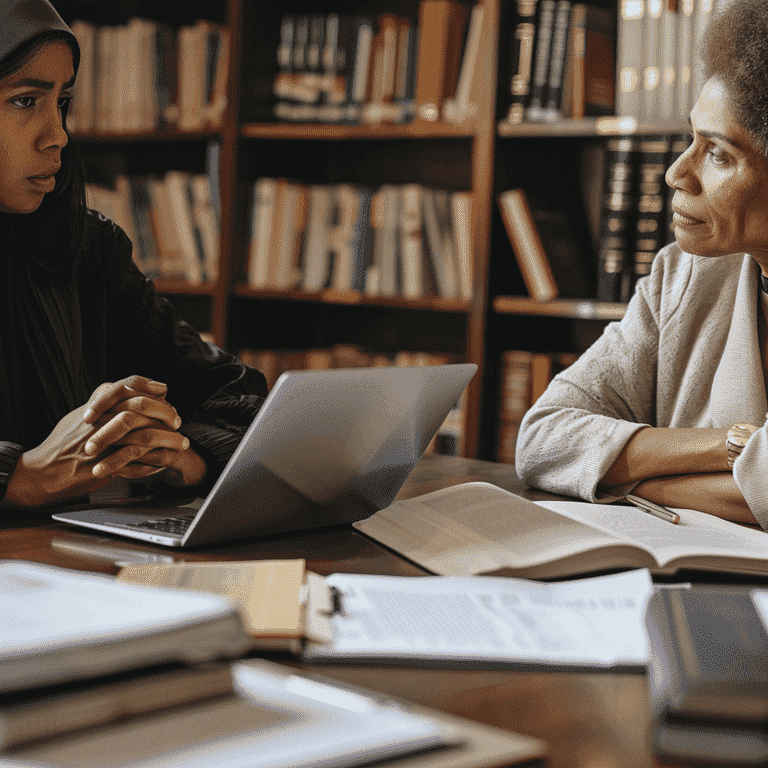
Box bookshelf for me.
[58,0,699,462]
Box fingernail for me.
[83,408,95,422]
[174,416,182,429]
[85,441,96,455]
[93,463,106,478]
[147,380,166,391]
[182,438,190,450]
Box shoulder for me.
[80,209,133,272]
[637,244,746,326]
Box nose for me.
[665,142,699,194]
[36,101,68,152]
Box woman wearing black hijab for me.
[0,0,267,509]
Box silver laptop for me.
[52,364,477,547]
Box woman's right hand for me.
[4,376,190,508]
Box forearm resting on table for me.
[602,427,730,485]
[601,426,756,524]
[633,473,755,524]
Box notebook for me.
[52,364,477,548]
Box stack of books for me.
[68,18,229,134]
[246,179,473,302]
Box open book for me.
[352,482,768,579]
[117,559,653,668]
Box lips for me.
[672,207,703,226]
[29,165,60,180]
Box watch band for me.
[726,424,759,468]
[0,442,23,501]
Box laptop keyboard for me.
[123,514,196,537]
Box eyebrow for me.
[688,117,745,152]
[5,75,76,91]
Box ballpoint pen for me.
[625,494,681,525]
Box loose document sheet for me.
[306,569,654,667]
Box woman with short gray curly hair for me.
[516,0,768,529]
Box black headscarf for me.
[0,0,79,70]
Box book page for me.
[307,570,652,667]
[536,501,768,570]
[354,482,633,575]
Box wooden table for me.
[0,454,670,768]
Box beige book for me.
[164,171,204,284]
[247,177,278,288]
[189,174,220,282]
[442,3,485,124]
[497,188,558,302]
[399,184,423,300]
[450,191,473,302]
[147,177,188,280]
[117,559,334,652]
[354,481,768,580]
[69,20,96,133]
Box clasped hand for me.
[6,376,206,508]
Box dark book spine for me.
[526,0,557,121]
[597,136,640,302]
[624,134,672,300]
[543,0,573,119]
[503,0,539,125]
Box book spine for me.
[497,350,533,464]
[624,134,671,300]
[616,0,645,119]
[526,0,557,121]
[657,0,678,123]
[639,0,662,123]
[675,0,695,122]
[579,3,616,118]
[497,189,558,302]
[504,0,539,125]
[543,0,573,120]
[597,136,640,302]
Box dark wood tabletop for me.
[0,453,682,768]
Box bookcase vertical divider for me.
[213,0,243,349]
[465,0,500,459]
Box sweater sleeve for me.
[94,213,268,488]
[515,255,669,502]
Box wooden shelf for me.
[71,129,221,142]
[240,121,476,141]
[235,285,472,313]
[493,296,627,321]
[153,278,216,296]
[497,117,689,138]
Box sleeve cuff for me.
[0,442,24,501]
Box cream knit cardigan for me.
[515,243,768,530]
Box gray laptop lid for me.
[54,364,476,547]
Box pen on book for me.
[625,494,681,525]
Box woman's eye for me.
[709,146,730,165]
[10,96,35,108]
[58,95,72,109]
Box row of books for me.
[499,1,617,128]
[68,18,229,134]
[500,132,685,304]
[596,132,686,302]
[238,345,467,456]
[272,0,488,125]
[87,170,220,284]
[247,179,473,302]
[617,0,719,124]
[496,349,578,463]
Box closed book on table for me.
[646,586,768,766]
[0,561,253,696]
